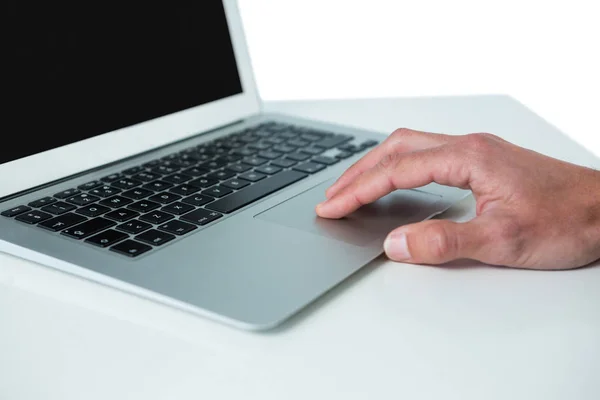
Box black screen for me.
[2,2,243,164]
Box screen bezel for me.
[0,0,261,198]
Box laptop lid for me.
[0,0,259,198]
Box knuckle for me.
[476,132,500,141]
[377,152,400,170]
[424,223,454,260]
[465,133,493,151]
[391,127,413,139]
[457,133,497,165]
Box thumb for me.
[383,219,486,264]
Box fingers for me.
[316,143,470,219]
[383,219,487,264]
[325,128,452,199]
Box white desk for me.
[1,95,599,400]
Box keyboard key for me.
[1,205,31,217]
[237,135,258,144]
[85,229,128,248]
[38,212,86,231]
[299,147,324,156]
[338,144,359,153]
[181,208,223,226]
[232,147,256,157]
[359,139,379,149]
[110,240,152,257]
[66,193,100,206]
[265,137,285,145]
[257,150,282,160]
[98,195,133,208]
[285,152,311,162]
[182,166,209,176]
[159,160,185,169]
[334,151,353,159]
[41,201,76,215]
[158,220,197,235]
[76,204,111,217]
[61,217,116,239]
[198,159,228,171]
[271,158,297,168]
[242,156,268,166]
[181,194,214,207]
[202,186,233,198]
[161,201,195,215]
[135,229,176,246]
[148,192,181,204]
[142,160,162,168]
[89,185,121,198]
[248,142,271,151]
[238,171,266,182]
[101,173,125,183]
[255,165,282,175]
[226,163,252,173]
[253,130,271,138]
[287,139,309,148]
[311,155,340,166]
[162,173,193,185]
[300,133,321,142]
[293,162,326,174]
[122,166,145,175]
[169,184,200,196]
[28,197,57,208]
[272,144,296,153]
[221,178,250,190]
[121,188,154,200]
[278,131,297,140]
[15,210,53,224]
[206,170,236,181]
[104,208,140,222]
[221,154,243,163]
[111,178,143,190]
[151,165,179,175]
[116,220,152,234]
[188,177,218,188]
[53,188,81,199]
[128,200,161,213]
[142,180,174,192]
[314,134,353,149]
[132,171,161,182]
[206,170,308,214]
[78,180,103,191]
[139,210,174,224]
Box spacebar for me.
[205,170,308,213]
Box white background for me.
[238,0,599,157]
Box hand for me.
[316,128,600,270]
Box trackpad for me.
[255,178,444,246]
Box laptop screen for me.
[2,2,243,165]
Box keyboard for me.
[1,122,378,258]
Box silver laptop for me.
[0,0,467,330]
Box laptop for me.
[0,1,467,330]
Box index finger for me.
[325,128,452,199]
[316,143,470,219]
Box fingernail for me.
[384,231,411,260]
[315,201,327,213]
